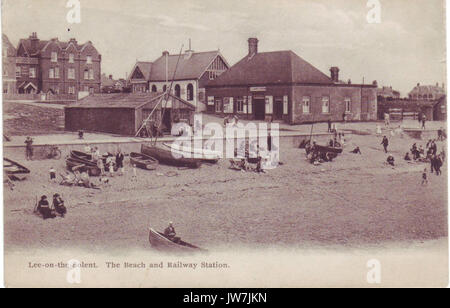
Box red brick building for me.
[15,32,101,95]
[205,38,378,124]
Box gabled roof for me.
[149,51,222,81]
[66,92,195,110]
[408,84,446,97]
[206,50,333,87]
[17,37,91,56]
[129,61,152,80]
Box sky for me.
[1,0,446,96]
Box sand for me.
[3,129,448,253]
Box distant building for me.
[128,48,230,111]
[15,32,101,95]
[205,38,377,124]
[2,34,17,94]
[377,86,400,100]
[408,83,445,101]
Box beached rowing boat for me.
[4,158,30,174]
[66,157,101,176]
[141,144,201,168]
[70,150,92,161]
[130,152,158,170]
[315,144,343,154]
[148,228,205,252]
[162,142,220,163]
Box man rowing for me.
[164,221,181,243]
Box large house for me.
[128,48,230,111]
[15,32,101,95]
[2,34,17,94]
[408,83,446,101]
[205,38,378,124]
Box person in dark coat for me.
[37,195,55,220]
[327,119,332,132]
[381,136,389,153]
[24,136,33,160]
[115,149,125,175]
[52,193,67,217]
[386,155,395,166]
[164,222,180,243]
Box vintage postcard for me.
[1,0,448,290]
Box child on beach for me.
[49,167,56,183]
[131,164,137,182]
[421,168,428,185]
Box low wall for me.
[403,129,440,140]
[3,132,336,160]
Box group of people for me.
[35,193,67,220]
[405,139,445,177]
[84,145,125,177]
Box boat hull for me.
[148,228,204,252]
[141,144,201,168]
[130,152,158,170]
[4,158,30,175]
[162,142,220,163]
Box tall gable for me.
[149,51,220,81]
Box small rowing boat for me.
[162,142,220,163]
[130,152,158,170]
[4,158,30,174]
[141,144,201,168]
[315,144,343,154]
[66,157,101,176]
[148,228,206,253]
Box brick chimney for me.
[330,67,339,82]
[248,38,258,57]
[29,32,39,52]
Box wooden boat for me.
[4,158,30,174]
[141,144,201,168]
[148,228,205,252]
[70,150,93,161]
[162,142,220,163]
[66,157,101,176]
[315,144,343,154]
[130,152,158,170]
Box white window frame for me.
[86,56,92,64]
[68,86,75,94]
[16,66,21,77]
[236,97,245,113]
[54,67,59,79]
[283,95,288,115]
[322,96,330,114]
[345,97,351,113]
[84,70,89,80]
[49,68,55,79]
[207,96,215,106]
[51,52,58,62]
[89,69,94,80]
[69,53,75,63]
[68,68,75,79]
[29,67,36,78]
[265,96,273,114]
[215,99,222,113]
[302,96,310,114]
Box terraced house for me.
[128,47,230,111]
[15,32,101,95]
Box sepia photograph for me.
[1,0,448,290]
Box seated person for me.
[60,171,75,186]
[52,193,67,217]
[37,195,55,220]
[164,222,180,243]
[386,155,395,166]
[404,152,411,161]
[350,146,362,154]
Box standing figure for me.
[25,136,33,160]
[421,114,426,130]
[36,195,55,220]
[115,149,125,175]
[328,119,332,133]
[49,166,56,183]
[421,168,428,185]
[381,136,389,153]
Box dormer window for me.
[51,52,57,62]
[69,53,74,63]
[86,56,92,64]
